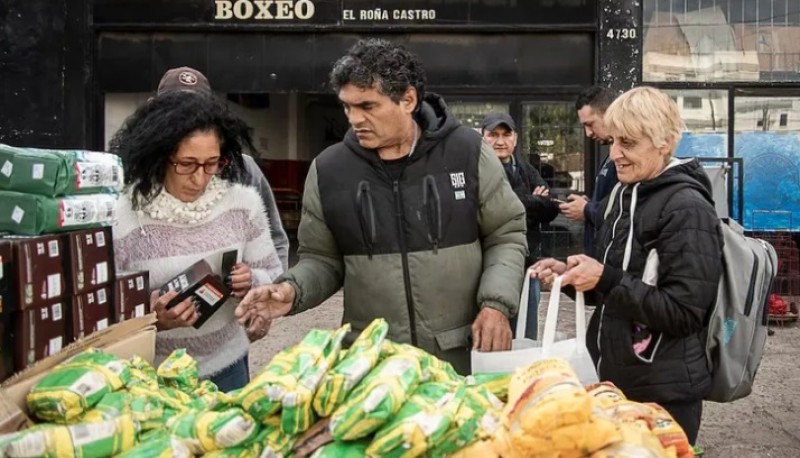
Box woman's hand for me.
[229,263,253,298]
[245,314,272,342]
[562,254,604,292]
[531,258,568,286]
[150,291,198,330]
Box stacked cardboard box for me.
[0,145,151,381]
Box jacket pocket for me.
[434,324,472,351]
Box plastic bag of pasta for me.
[381,340,462,383]
[187,380,224,411]
[506,415,624,457]
[27,349,131,423]
[0,415,136,458]
[313,319,389,417]
[260,416,297,457]
[329,353,422,441]
[116,430,192,458]
[168,407,260,454]
[237,329,333,422]
[586,382,628,408]
[367,382,466,458]
[645,403,692,458]
[80,391,132,423]
[503,358,592,435]
[157,349,198,393]
[310,440,369,458]
[126,355,159,390]
[429,385,503,458]
[129,393,164,432]
[466,372,510,402]
[589,423,673,458]
[282,325,349,435]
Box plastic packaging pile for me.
[0,319,695,457]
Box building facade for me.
[2,0,799,235]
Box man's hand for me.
[245,314,272,342]
[229,263,252,298]
[471,307,512,352]
[533,185,549,197]
[235,282,296,325]
[562,254,604,292]
[559,194,588,221]
[151,291,198,330]
[531,257,568,287]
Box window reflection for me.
[643,0,800,82]
[666,89,728,158]
[449,101,510,131]
[733,96,800,230]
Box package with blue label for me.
[0,191,117,235]
[0,144,123,197]
[159,256,234,329]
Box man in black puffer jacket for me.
[531,87,723,445]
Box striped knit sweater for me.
[113,181,283,378]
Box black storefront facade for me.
[1,0,640,256]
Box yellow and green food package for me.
[188,380,223,411]
[260,416,297,457]
[589,423,672,458]
[168,407,260,454]
[129,393,164,432]
[381,341,462,383]
[281,325,349,435]
[329,353,422,441]
[27,349,131,423]
[116,430,192,458]
[466,372,510,402]
[126,356,158,391]
[313,318,389,417]
[81,391,132,423]
[237,329,333,422]
[429,385,503,458]
[367,382,466,458]
[157,349,198,393]
[310,440,370,458]
[0,415,136,458]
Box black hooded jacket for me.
[587,158,723,404]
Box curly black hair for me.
[329,38,427,107]
[109,91,253,209]
[575,86,617,114]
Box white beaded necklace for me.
[138,176,230,225]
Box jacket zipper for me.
[743,253,759,317]
[392,179,418,346]
[597,186,628,375]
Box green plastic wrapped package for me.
[129,393,164,432]
[236,329,333,422]
[27,349,131,423]
[0,191,117,235]
[0,415,137,458]
[381,340,463,383]
[168,408,260,454]
[80,391,132,423]
[428,385,503,458]
[329,353,422,441]
[259,416,297,458]
[281,324,349,435]
[367,382,466,458]
[187,380,224,411]
[126,356,158,391]
[116,430,192,458]
[313,319,389,417]
[310,440,370,458]
[465,372,510,403]
[203,425,275,458]
[157,349,199,393]
[0,144,123,196]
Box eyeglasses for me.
[170,158,230,175]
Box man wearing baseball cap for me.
[156,66,290,272]
[482,112,558,340]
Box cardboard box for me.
[160,259,230,329]
[71,285,112,341]
[13,301,69,372]
[0,314,156,427]
[62,227,115,295]
[113,270,150,323]
[0,240,12,317]
[2,235,65,309]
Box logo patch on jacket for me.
[450,172,466,200]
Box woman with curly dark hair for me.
[111,91,282,391]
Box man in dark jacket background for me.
[481,112,559,265]
[560,86,618,257]
[237,39,527,374]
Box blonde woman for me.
[533,86,723,444]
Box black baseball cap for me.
[481,112,516,132]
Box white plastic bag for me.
[471,274,599,385]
